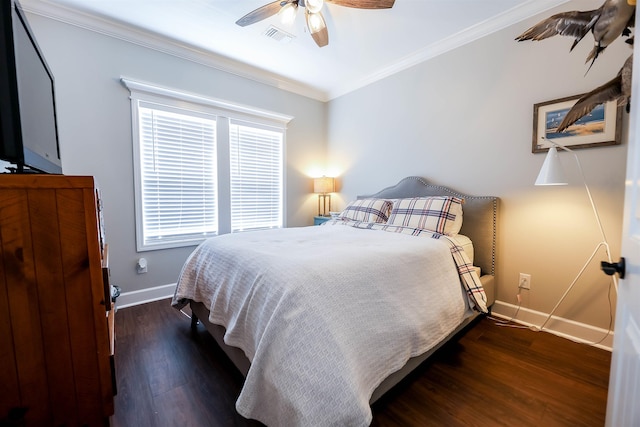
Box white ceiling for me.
[21,0,568,101]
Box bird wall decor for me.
[515,0,635,70]
[557,52,632,132]
[516,0,636,135]
[235,0,395,48]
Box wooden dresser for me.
[0,175,115,426]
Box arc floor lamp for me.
[534,138,622,332]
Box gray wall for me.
[24,1,629,331]
[326,0,629,330]
[25,13,327,294]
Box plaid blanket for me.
[323,219,488,313]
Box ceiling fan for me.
[236,0,395,47]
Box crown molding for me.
[328,0,569,99]
[20,0,568,103]
[20,0,331,101]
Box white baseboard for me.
[115,291,614,350]
[116,283,177,309]
[491,300,614,351]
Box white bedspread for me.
[172,224,472,426]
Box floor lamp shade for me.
[535,146,568,186]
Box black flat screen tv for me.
[0,0,62,174]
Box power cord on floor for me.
[528,279,615,348]
[488,281,616,346]
[487,289,532,330]
[582,280,615,346]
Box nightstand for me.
[314,216,330,225]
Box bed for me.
[172,176,498,426]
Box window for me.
[230,121,283,232]
[137,105,217,248]
[123,79,292,251]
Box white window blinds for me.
[230,121,283,232]
[138,105,217,249]
[123,78,292,252]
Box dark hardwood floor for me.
[111,299,611,427]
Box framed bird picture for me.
[532,94,623,153]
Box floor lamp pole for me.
[537,139,618,332]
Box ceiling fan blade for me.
[325,0,394,9]
[236,1,288,27]
[306,11,328,47]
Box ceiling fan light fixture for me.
[278,2,298,25]
[306,11,325,33]
[305,0,324,14]
[237,0,393,47]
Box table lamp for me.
[314,176,335,217]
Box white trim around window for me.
[122,78,293,252]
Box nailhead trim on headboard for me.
[358,176,498,277]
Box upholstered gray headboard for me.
[359,176,499,284]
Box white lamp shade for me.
[278,3,298,25]
[313,176,335,193]
[306,10,325,33]
[535,146,568,186]
[306,0,324,14]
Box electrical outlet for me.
[136,257,148,274]
[519,273,531,290]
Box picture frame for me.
[531,94,623,153]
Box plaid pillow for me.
[387,196,464,235]
[339,198,393,223]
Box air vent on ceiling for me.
[263,25,295,43]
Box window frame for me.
[123,78,293,252]
[134,100,219,249]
